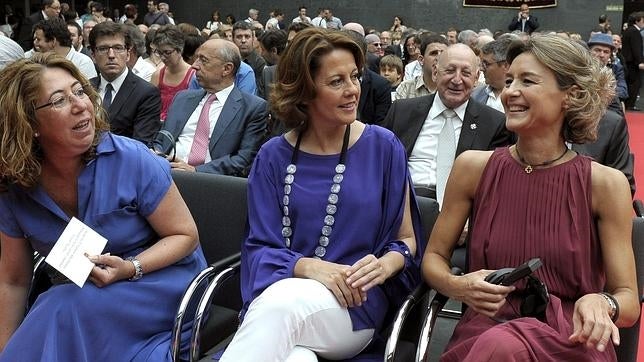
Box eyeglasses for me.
[94,45,128,55]
[35,86,88,110]
[152,48,176,57]
[481,59,505,70]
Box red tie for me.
[188,93,217,166]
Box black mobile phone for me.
[484,258,542,286]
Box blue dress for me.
[241,125,423,340]
[0,133,206,362]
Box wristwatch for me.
[126,256,143,281]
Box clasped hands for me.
[457,270,618,352]
[309,254,392,308]
[84,252,135,287]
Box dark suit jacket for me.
[380,94,512,158]
[508,16,539,34]
[572,109,635,196]
[159,87,268,176]
[358,69,391,125]
[17,11,45,50]
[90,70,161,146]
[622,25,643,65]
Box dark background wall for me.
[8,1,642,37]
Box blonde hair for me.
[0,52,110,191]
[506,34,615,143]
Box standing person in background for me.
[508,3,539,34]
[390,15,406,33]
[158,3,175,25]
[144,0,171,27]
[324,8,342,30]
[265,9,283,30]
[204,10,222,33]
[622,11,644,111]
[151,25,195,122]
[17,0,62,50]
[292,6,311,24]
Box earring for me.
[34,132,40,137]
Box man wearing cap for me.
[574,33,636,196]
[588,33,628,102]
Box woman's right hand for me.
[295,257,366,308]
[454,269,515,318]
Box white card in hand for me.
[45,217,108,288]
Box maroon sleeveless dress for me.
[441,147,615,361]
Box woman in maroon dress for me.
[422,34,640,361]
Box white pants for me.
[219,278,375,362]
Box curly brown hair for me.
[506,34,616,144]
[270,28,365,129]
[0,52,110,192]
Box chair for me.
[168,171,249,362]
[193,195,441,362]
[412,216,644,362]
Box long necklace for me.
[281,125,351,259]
[514,145,568,174]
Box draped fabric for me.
[442,147,614,361]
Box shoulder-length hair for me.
[506,34,615,144]
[0,52,110,191]
[270,28,364,129]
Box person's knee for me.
[466,327,530,361]
[248,278,332,320]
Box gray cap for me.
[0,35,25,71]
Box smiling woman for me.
[219,28,424,361]
[0,53,206,361]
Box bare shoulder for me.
[591,161,631,214]
[451,150,495,195]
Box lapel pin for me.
[470,123,477,130]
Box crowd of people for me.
[0,0,643,361]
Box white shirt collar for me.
[100,67,129,95]
[429,94,468,121]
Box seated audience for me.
[89,21,161,146]
[151,25,195,122]
[155,39,267,176]
[220,27,422,361]
[382,43,511,204]
[396,33,447,100]
[0,53,206,360]
[471,37,513,113]
[423,34,639,361]
[379,54,404,99]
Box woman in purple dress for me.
[423,34,639,361]
[220,28,423,361]
[0,53,206,361]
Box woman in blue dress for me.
[219,28,423,361]
[0,53,206,361]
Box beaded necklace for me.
[281,125,351,259]
[514,145,568,174]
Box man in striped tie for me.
[156,39,268,176]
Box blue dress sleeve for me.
[0,192,23,238]
[133,141,173,217]
[241,147,304,308]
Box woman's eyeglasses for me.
[152,48,176,57]
[35,87,88,110]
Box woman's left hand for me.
[345,254,394,292]
[86,253,135,288]
[569,293,620,352]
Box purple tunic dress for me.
[442,147,614,361]
[241,124,423,335]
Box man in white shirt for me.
[311,8,327,28]
[292,7,311,24]
[157,39,268,175]
[471,38,512,113]
[31,17,96,79]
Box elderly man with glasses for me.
[89,21,161,146]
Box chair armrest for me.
[189,258,242,362]
[171,253,241,362]
[633,199,644,218]
[385,283,429,362]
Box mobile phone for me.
[484,258,542,286]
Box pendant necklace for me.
[514,145,568,174]
[281,125,351,259]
